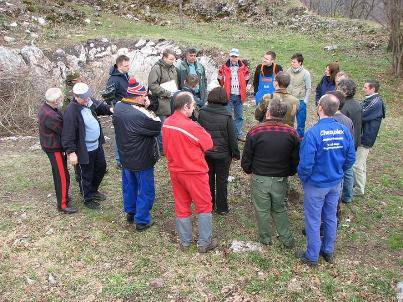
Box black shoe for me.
[320,251,334,264]
[92,191,106,202]
[127,213,134,224]
[84,200,100,209]
[215,210,229,215]
[295,250,317,267]
[58,207,77,214]
[301,228,306,236]
[135,220,154,232]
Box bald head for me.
[318,94,340,117]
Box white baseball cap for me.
[229,48,240,57]
[45,87,63,102]
[72,82,92,99]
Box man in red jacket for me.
[162,92,217,253]
[218,48,250,141]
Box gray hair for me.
[268,96,288,119]
[319,94,340,116]
[338,79,357,98]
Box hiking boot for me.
[135,220,155,232]
[84,200,100,209]
[126,213,134,224]
[198,238,218,253]
[295,250,317,267]
[58,207,77,214]
[92,191,106,202]
[320,251,334,264]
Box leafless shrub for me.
[0,71,50,136]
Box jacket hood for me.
[109,65,128,77]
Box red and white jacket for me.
[218,59,250,103]
[162,111,213,173]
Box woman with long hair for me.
[315,62,340,105]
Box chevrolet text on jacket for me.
[162,111,213,173]
[298,118,356,188]
[218,60,250,103]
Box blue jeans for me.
[296,100,307,138]
[122,167,155,225]
[341,167,353,203]
[303,182,341,262]
[226,94,243,138]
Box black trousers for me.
[46,151,70,210]
[206,156,231,213]
[75,146,106,202]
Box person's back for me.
[338,79,362,148]
[298,116,355,187]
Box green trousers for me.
[251,174,294,247]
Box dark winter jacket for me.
[113,100,162,171]
[340,97,362,149]
[361,94,385,148]
[198,103,240,160]
[253,63,282,95]
[107,65,129,104]
[61,98,112,164]
[177,59,208,102]
[148,59,179,116]
[315,75,335,104]
[241,119,300,177]
[38,102,64,152]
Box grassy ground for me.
[1,7,402,302]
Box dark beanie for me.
[207,86,227,104]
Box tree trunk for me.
[385,0,403,77]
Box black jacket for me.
[198,103,240,160]
[113,101,162,171]
[361,94,385,147]
[107,65,129,104]
[340,97,362,149]
[241,119,300,177]
[38,102,64,152]
[61,99,112,164]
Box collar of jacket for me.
[121,97,145,107]
[262,118,287,125]
[158,59,175,69]
[275,88,289,94]
[201,103,232,116]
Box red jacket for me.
[218,60,250,103]
[162,111,213,173]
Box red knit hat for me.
[126,77,147,98]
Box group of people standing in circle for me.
[37,46,385,262]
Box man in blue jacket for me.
[107,54,131,168]
[297,94,355,266]
[113,78,162,231]
[353,80,385,196]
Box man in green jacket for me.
[177,48,208,104]
[148,49,179,153]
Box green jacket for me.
[177,59,208,102]
[148,59,179,116]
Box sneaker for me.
[295,250,317,267]
[84,200,100,209]
[116,162,123,169]
[126,213,134,223]
[320,251,334,264]
[179,244,191,252]
[353,188,364,197]
[198,238,218,253]
[135,220,155,232]
[92,191,106,202]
